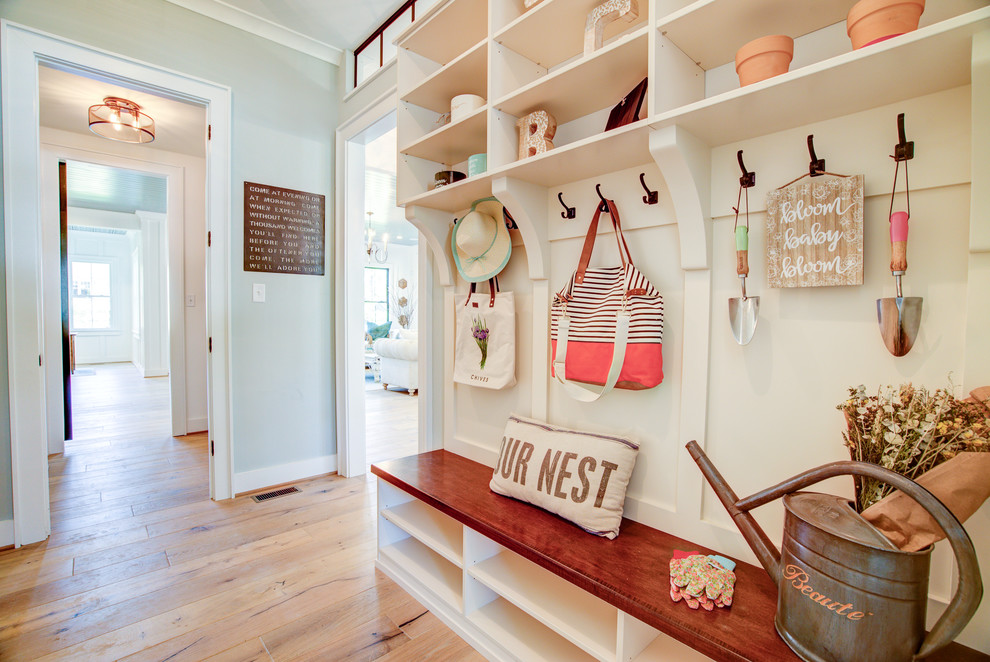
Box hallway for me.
[0,363,480,660]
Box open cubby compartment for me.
[396,149,485,207]
[398,39,489,115]
[378,525,464,611]
[465,535,619,661]
[399,103,488,163]
[631,633,717,662]
[651,7,990,146]
[492,0,649,70]
[395,0,489,66]
[653,0,987,113]
[379,488,464,567]
[491,25,649,123]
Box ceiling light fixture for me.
[88,97,155,144]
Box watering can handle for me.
[734,460,982,660]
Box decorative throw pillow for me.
[489,414,639,539]
[366,321,392,341]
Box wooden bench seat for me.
[371,450,987,662]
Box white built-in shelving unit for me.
[376,480,712,662]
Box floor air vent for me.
[251,486,301,502]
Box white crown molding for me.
[163,0,343,66]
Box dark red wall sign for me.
[244,182,325,275]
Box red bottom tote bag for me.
[550,198,663,401]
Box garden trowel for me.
[728,225,759,345]
[877,211,922,356]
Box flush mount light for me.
[88,97,155,144]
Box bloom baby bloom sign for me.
[766,174,864,287]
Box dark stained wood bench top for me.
[371,450,988,662]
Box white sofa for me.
[373,331,418,394]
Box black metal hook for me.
[557,192,575,219]
[737,150,756,188]
[595,183,609,212]
[808,135,826,177]
[639,173,658,205]
[892,112,915,162]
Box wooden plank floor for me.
[0,363,483,661]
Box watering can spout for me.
[686,441,782,583]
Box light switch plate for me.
[252,283,266,303]
[185,294,196,307]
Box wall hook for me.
[639,173,659,205]
[557,192,576,219]
[595,183,609,212]
[892,112,915,162]
[807,134,826,177]
[737,150,756,188]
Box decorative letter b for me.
[516,110,557,160]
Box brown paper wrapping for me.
[861,452,990,552]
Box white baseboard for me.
[0,520,13,548]
[233,454,337,495]
[186,417,208,434]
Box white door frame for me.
[335,87,435,477]
[40,145,190,446]
[1,20,234,547]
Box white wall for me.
[446,84,990,651]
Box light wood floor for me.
[0,363,482,661]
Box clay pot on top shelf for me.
[735,35,794,87]
[847,0,925,50]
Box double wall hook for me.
[639,173,659,205]
[737,150,756,188]
[595,183,609,212]
[557,192,576,219]
[807,134,826,177]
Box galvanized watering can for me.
[686,441,983,662]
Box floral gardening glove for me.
[669,551,736,610]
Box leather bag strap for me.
[552,311,629,402]
[575,199,635,286]
[465,277,499,308]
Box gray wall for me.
[0,115,11,519]
[0,0,339,494]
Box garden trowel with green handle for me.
[728,225,759,345]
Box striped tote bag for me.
[550,199,663,401]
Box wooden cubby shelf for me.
[651,8,990,146]
[493,25,649,124]
[379,536,463,610]
[495,0,648,69]
[400,39,488,114]
[467,597,598,662]
[399,104,487,164]
[380,499,464,567]
[397,0,487,66]
[469,551,618,660]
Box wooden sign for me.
[244,182,325,275]
[765,174,863,288]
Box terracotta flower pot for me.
[735,35,794,87]
[847,0,925,50]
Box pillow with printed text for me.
[489,414,639,539]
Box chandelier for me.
[366,212,389,263]
[88,97,155,144]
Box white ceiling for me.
[39,65,207,157]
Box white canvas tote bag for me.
[453,279,516,389]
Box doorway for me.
[2,22,233,547]
[61,160,174,448]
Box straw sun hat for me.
[451,197,511,282]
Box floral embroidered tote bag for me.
[453,278,516,389]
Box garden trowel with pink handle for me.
[877,210,922,356]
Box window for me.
[364,267,390,325]
[353,0,440,88]
[71,260,112,329]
